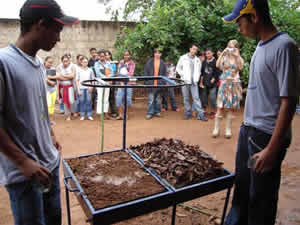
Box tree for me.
[113,0,300,85]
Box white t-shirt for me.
[76,67,94,89]
[58,63,75,85]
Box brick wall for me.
[0,19,135,66]
[0,19,182,99]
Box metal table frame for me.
[128,149,234,225]
[63,76,234,225]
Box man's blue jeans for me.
[296,104,300,114]
[6,164,61,225]
[199,86,217,109]
[161,88,178,110]
[79,89,93,117]
[225,124,289,225]
[75,93,80,113]
[59,100,64,113]
[182,84,204,117]
[147,90,161,116]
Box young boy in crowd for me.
[176,44,208,121]
[144,48,167,120]
[199,48,220,118]
[88,48,98,69]
[88,48,98,110]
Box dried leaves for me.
[130,138,226,188]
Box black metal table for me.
[63,150,175,225]
[63,76,235,225]
[128,149,234,225]
[63,149,234,225]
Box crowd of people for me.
[44,49,132,121]
[0,0,299,225]
[44,39,247,139]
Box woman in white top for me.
[56,55,76,121]
[76,56,94,120]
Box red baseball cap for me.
[20,0,79,26]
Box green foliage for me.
[269,0,300,41]
[114,0,300,84]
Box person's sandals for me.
[104,115,111,120]
[210,112,216,119]
[115,115,129,120]
[111,113,117,118]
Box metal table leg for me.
[122,85,128,150]
[171,204,177,225]
[221,188,232,225]
[66,186,72,225]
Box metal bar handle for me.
[63,176,80,192]
[81,77,186,89]
[161,76,177,85]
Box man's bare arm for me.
[254,97,297,173]
[0,128,51,184]
[50,126,62,152]
[60,66,75,80]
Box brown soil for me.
[0,99,300,225]
[66,151,165,210]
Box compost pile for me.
[66,152,165,210]
[130,138,226,188]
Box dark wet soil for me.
[67,151,166,210]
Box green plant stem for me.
[178,203,214,217]
[101,88,105,153]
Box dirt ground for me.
[0,99,300,225]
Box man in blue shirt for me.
[223,0,299,224]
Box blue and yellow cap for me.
[223,0,256,23]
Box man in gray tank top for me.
[222,0,300,225]
[0,0,78,225]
